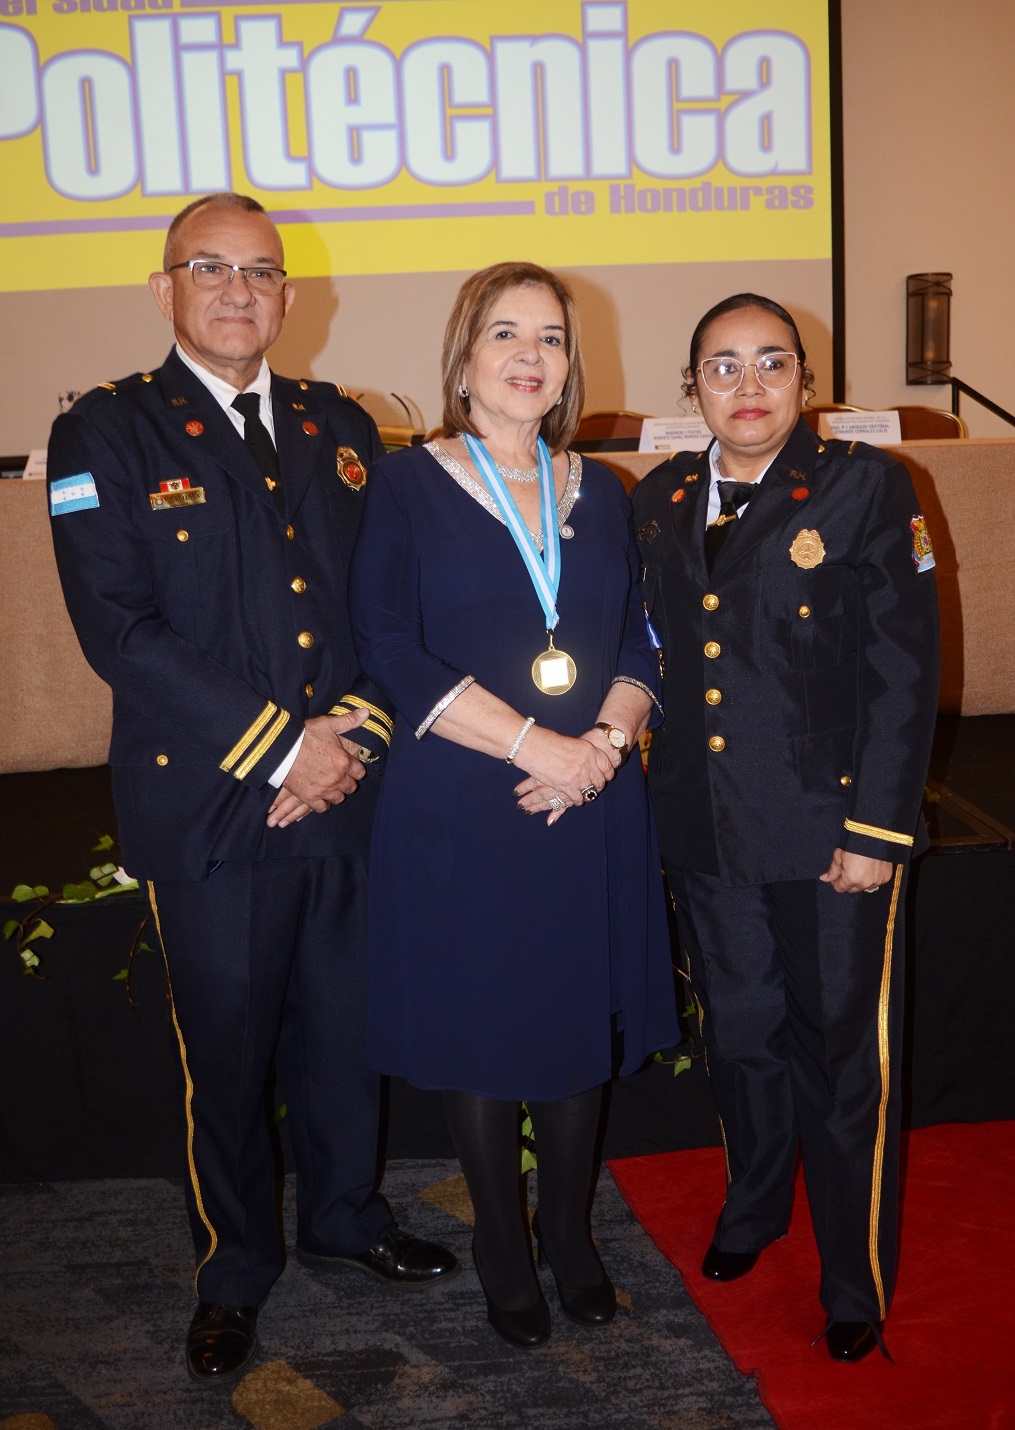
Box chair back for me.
[890,406,968,439]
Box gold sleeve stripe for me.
[338,695,393,731]
[234,708,291,781]
[148,881,219,1291]
[220,701,278,773]
[360,717,392,745]
[868,863,904,1320]
[843,818,914,847]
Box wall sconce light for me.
[906,273,952,385]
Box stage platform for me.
[1,717,1012,1182]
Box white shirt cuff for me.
[268,730,304,787]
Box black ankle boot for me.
[532,1211,616,1326]
[472,1238,551,1348]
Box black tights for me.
[442,1085,605,1310]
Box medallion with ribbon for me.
[463,433,576,695]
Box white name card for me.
[22,450,48,480]
[638,416,714,454]
[817,411,902,445]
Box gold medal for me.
[532,633,577,695]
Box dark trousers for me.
[668,864,907,1323]
[149,855,391,1305]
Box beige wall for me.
[1,2,1012,448]
[841,0,1015,436]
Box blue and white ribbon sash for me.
[463,433,561,631]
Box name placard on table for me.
[638,417,715,454]
[816,411,903,445]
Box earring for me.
[459,385,470,399]
[554,395,563,407]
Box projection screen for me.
[0,0,839,446]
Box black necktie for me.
[232,392,284,515]
[705,479,756,573]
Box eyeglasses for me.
[167,259,287,295]
[697,352,800,395]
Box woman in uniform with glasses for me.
[632,294,939,1362]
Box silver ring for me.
[864,886,880,893]
[581,785,599,803]
[548,795,566,812]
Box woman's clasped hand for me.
[512,725,623,820]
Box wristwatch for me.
[593,722,630,761]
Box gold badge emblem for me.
[337,446,367,490]
[789,529,826,569]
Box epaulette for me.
[70,370,154,411]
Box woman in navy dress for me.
[350,262,676,1348]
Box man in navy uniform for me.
[47,193,456,1383]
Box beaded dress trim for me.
[425,441,582,551]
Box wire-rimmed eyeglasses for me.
[697,352,800,395]
[166,259,288,295]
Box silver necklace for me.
[497,464,540,483]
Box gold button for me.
[702,593,719,611]
[840,774,852,787]
[705,688,722,705]
[142,372,153,383]
[291,576,306,594]
[156,754,169,766]
[708,735,726,752]
[299,380,309,390]
[304,682,314,699]
[286,524,295,540]
[798,605,811,618]
[298,630,314,649]
[704,641,720,659]
[176,529,189,542]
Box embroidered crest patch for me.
[911,514,936,571]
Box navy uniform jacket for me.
[48,347,392,882]
[632,418,940,886]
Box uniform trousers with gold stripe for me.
[668,863,907,1324]
[149,854,392,1306]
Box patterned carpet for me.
[0,1161,773,1430]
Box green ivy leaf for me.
[24,920,55,943]
[89,864,118,881]
[20,949,40,970]
[273,1103,288,1125]
[672,1055,692,1078]
[3,919,19,941]
[112,969,129,981]
[33,885,49,898]
[520,1147,538,1174]
[92,834,116,852]
[139,941,154,953]
[62,880,99,902]
[11,884,37,904]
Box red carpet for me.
[609,1123,1015,1430]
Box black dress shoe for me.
[473,1238,551,1349]
[295,1226,458,1288]
[701,1242,760,1282]
[532,1211,616,1325]
[186,1302,259,1384]
[825,1319,885,1362]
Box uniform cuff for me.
[219,700,294,787]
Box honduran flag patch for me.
[50,474,99,514]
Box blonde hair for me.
[440,262,585,453]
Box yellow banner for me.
[0,1,831,290]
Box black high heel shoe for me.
[471,1238,551,1349]
[532,1211,617,1326]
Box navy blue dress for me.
[350,443,677,1099]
